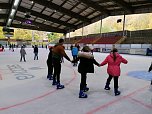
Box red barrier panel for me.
[0,48,3,52]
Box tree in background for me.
[47,32,63,42]
[0,27,5,39]
[13,28,32,40]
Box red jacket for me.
[100,52,128,76]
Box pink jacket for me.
[100,52,128,76]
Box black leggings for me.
[80,73,87,90]
[73,55,77,64]
[52,58,61,83]
[20,55,26,61]
[47,61,53,75]
[106,75,119,89]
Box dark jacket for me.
[34,46,38,53]
[76,52,99,73]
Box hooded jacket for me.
[77,52,99,73]
[100,52,128,76]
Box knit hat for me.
[82,46,91,52]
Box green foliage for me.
[12,28,32,40]
[34,33,40,41]
[47,32,63,42]
[81,13,152,36]
[0,27,5,39]
[102,26,112,33]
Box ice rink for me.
[0,48,152,114]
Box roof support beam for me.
[110,0,134,13]
[129,1,152,5]
[147,0,152,3]
[0,22,59,32]
[13,24,62,32]
[0,3,11,9]
[0,14,66,33]
[17,6,76,29]
[14,16,66,33]
[77,0,110,15]
[0,14,8,19]
[59,1,81,29]
[32,0,91,23]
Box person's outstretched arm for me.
[100,57,108,66]
[121,56,128,64]
[93,59,100,67]
[60,48,71,62]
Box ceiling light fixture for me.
[14,0,20,7]
[7,19,12,26]
[6,0,21,27]
[31,1,34,4]
[10,9,16,17]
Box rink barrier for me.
[63,44,152,56]
[0,48,3,52]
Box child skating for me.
[100,48,128,96]
[73,46,100,98]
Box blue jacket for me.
[72,47,78,56]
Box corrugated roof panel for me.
[62,2,73,9]
[0,0,9,3]
[32,6,42,13]
[52,0,65,6]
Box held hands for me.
[69,59,73,63]
[70,59,75,63]
[98,64,102,67]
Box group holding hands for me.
[47,39,128,98]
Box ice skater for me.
[52,39,71,89]
[73,46,100,98]
[20,46,26,62]
[100,48,128,96]
[71,44,78,66]
[34,45,38,60]
[148,62,152,85]
[47,47,53,80]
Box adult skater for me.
[20,46,26,62]
[52,39,71,89]
[34,45,38,60]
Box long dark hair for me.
[112,48,118,61]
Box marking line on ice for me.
[86,85,149,114]
[0,64,77,111]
